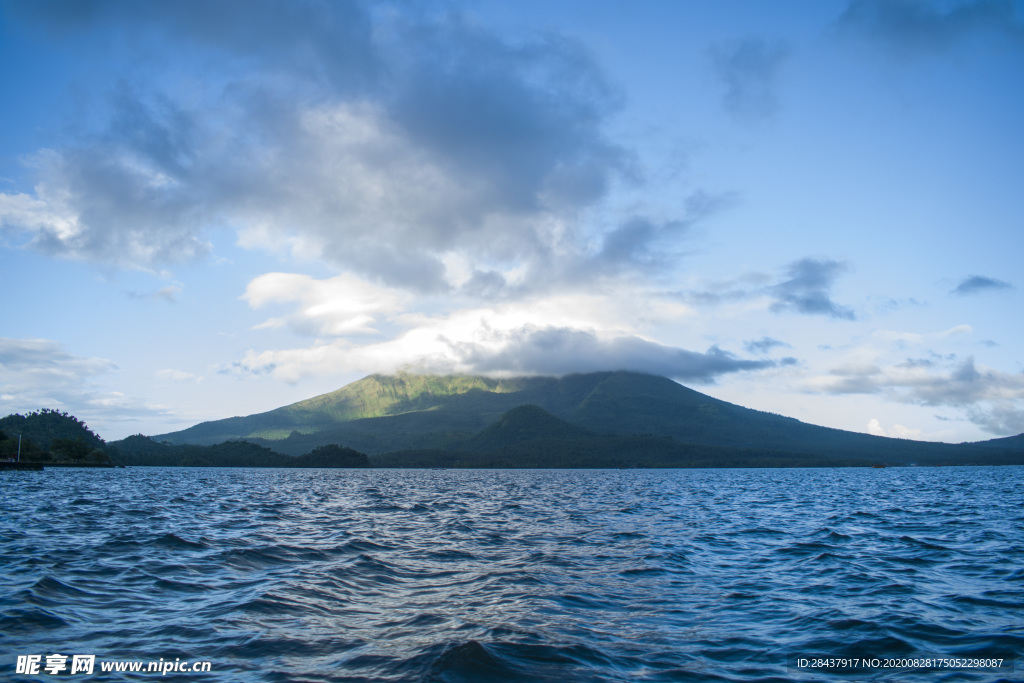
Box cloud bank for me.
[807,353,1024,435]
[452,328,776,381]
[0,1,661,297]
[227,287,778,385]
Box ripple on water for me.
[1,466,1021,681]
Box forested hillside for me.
[151,372,1024,466]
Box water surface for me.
[2,467,1022,681]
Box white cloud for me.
[155,369,201,382]
[807,355,1024,403]
[871,324,972,346]
[866,417,932,441]
[872,330,925,345]
[0,146,211,268]
[0,185,80,242]
[0,337,117,379]
[243,270,698,341]
[156,286,182,302]
[0,5,638,294]
[889,423,923,440]
[243,272,407,337]
[792,321,1023,437]
[807,353,1024,436]
[231,101,524,289]
[226,293,773,384]
[0,338,173,428]
[939,324,972,337]
[966,403,1024,436]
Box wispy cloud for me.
[709,37,789,121]
[769,258,856,319]
[155,369,202,382]
[0,337,171,427]
[670,258,859,320]
[744,336,791,354]
[837,0,1024,56]
[805,353,1024,435]
[126,284,183,303]
[966,402,1024,436]
[0,337,116,378]
[951,275,1013,295]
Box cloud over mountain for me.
[227,291,777,385]
[450,327,777,381]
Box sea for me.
[1,466,1022,682]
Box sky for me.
[1,0,1022,443]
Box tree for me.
[51,437,93,461]
[298,444,369,467]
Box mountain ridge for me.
[150,371,1024,466]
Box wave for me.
[1,466,1021,682]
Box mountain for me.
[460,404,594,452]
[154,373,609,454]
[370,404,849,469]
[152,371,1024,466]
[157,374,529,446]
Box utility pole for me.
[17,434,21,462]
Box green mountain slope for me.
[153,371,1024,465]
[461,404,593,452]
[155,372,606,451]
[159,373,534,445]
[395,404,845,469]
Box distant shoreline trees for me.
[0,409,112,465]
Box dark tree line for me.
[108,436,370,468]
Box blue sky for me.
[1,0,1022,443]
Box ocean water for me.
[1,466,1022,682]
